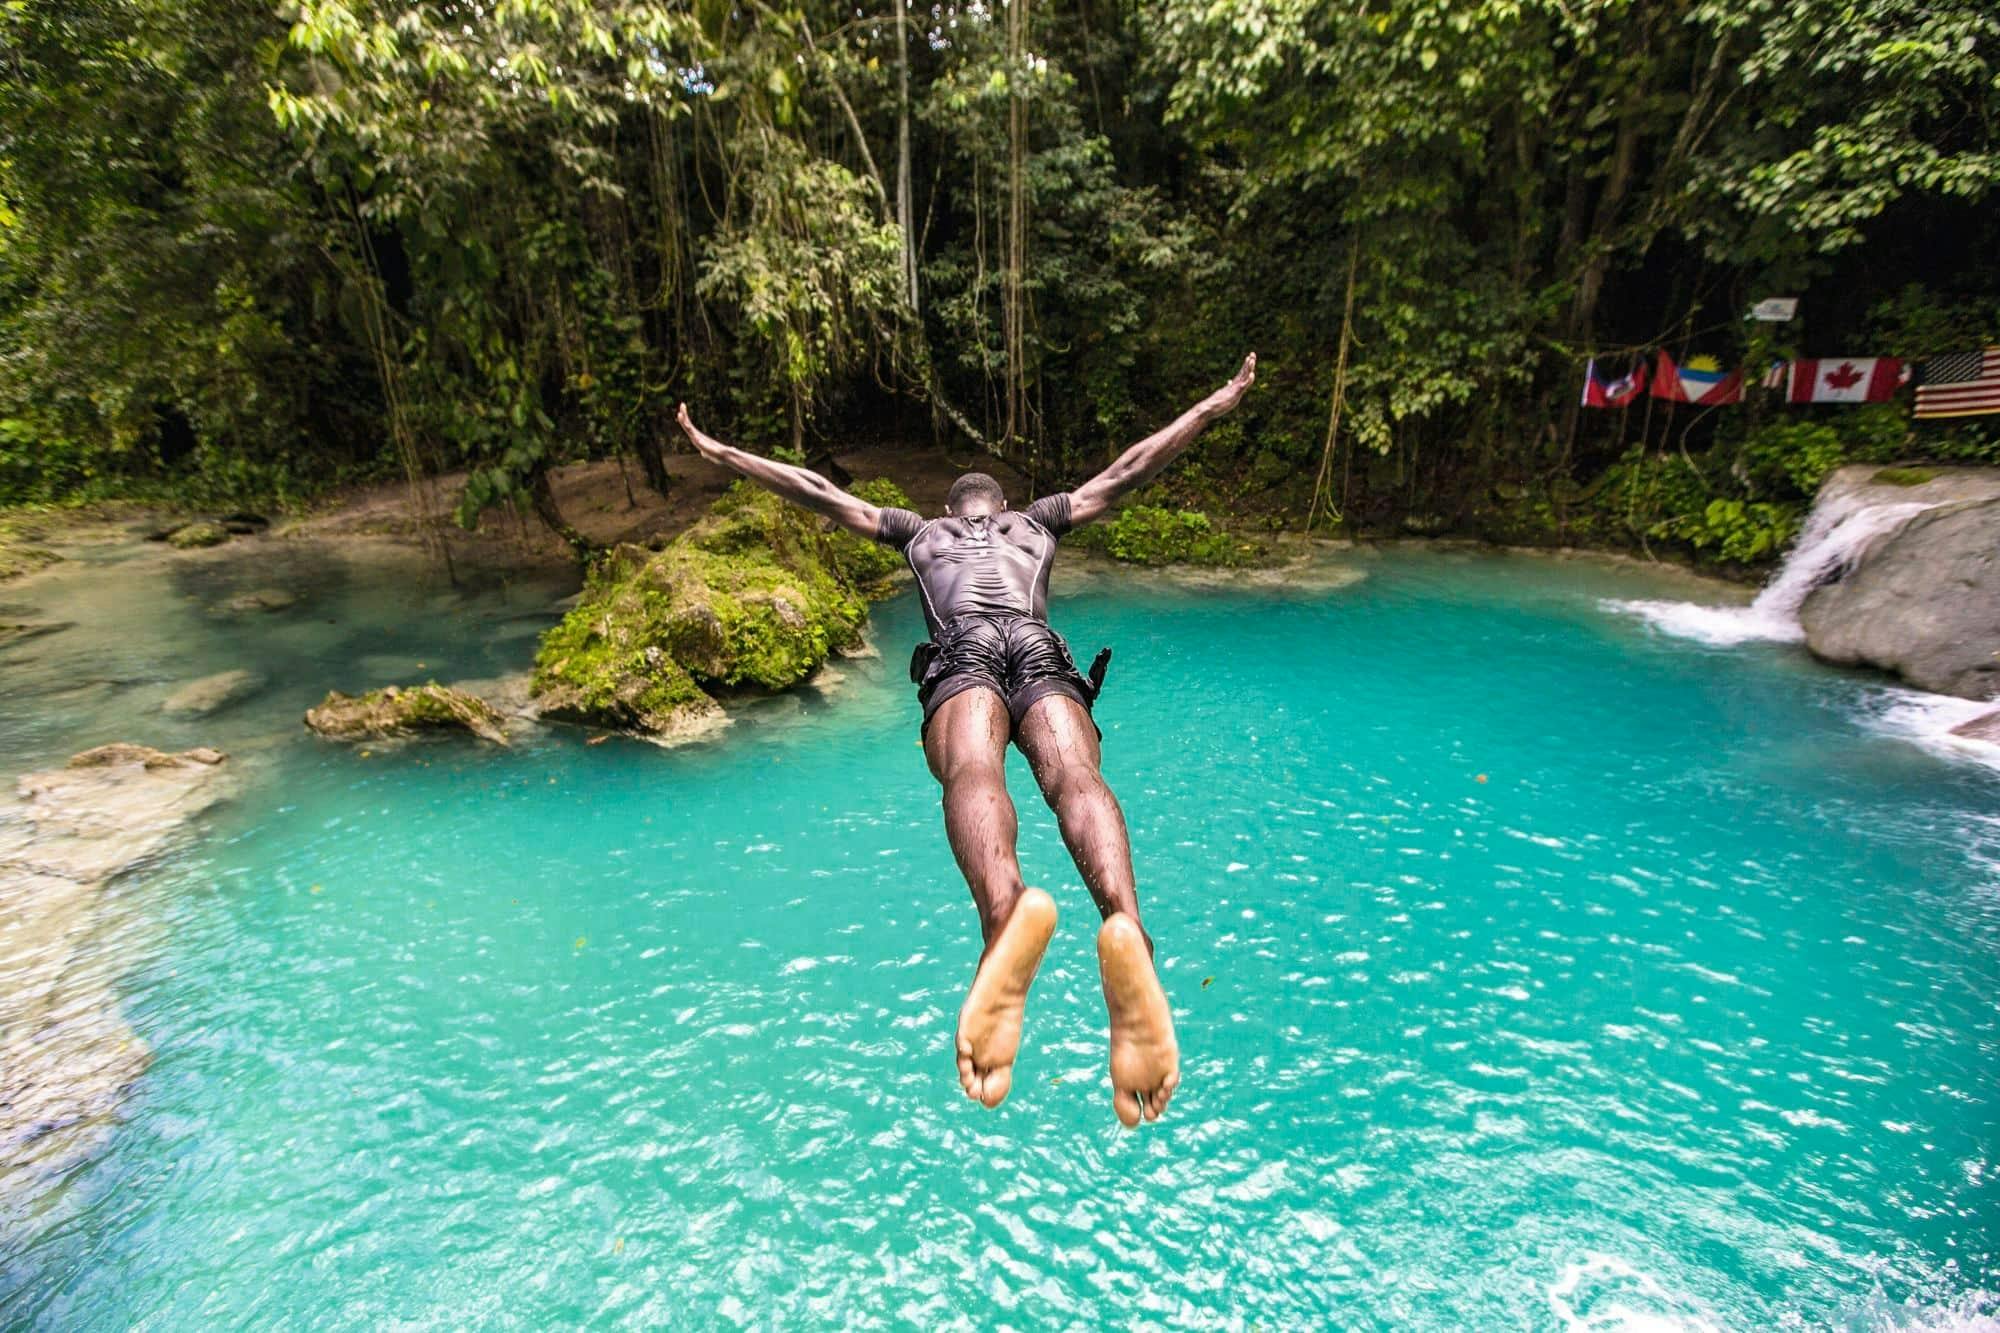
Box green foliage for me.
[1071,505,1245,567]
[1654,498,1802,565]
[1734,407,1909,496]
[3,0,1997,546]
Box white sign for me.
[1750,297,1798,322]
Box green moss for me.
[167,521,229,549]
[824,478,913,594]
[532,483,874,735]
[1070,504,1257,567]
[1872,466,1938,487]
[305,682,508,744]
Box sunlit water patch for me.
[3,548,1997,1329]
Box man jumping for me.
[675,352,1255,1126]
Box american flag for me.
[1914,347,2000,419]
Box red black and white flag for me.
[1649,350,1742,405]
[1580,358,1647,408]
[1772,357,1908,404]
[1914,348,2000,419]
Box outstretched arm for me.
[1069,353,1256,526]
[675,403,882,539]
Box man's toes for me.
[978,1065,1012,1109]
[1113,1086,1142,1128]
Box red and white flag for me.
[1779,357,1907,404]
[1914,348,2000,419]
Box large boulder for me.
[305,682,509,745]
[1800,493,2000,701]
[1,744,232,1194]
[532,481,888,739]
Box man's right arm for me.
[675,403,883,540]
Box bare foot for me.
[1098,914,1179,1126]
[955,888,1057,1108]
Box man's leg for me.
[925,687,1056,1109]
[1016,694,1179,1126]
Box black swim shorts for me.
[915,613,1095,734]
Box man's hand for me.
[1070,352,1257,526]
[676,402,727,463]
[1202,353,1256,418]
[668,401,883,540]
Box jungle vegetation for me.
[2,0,1997,563]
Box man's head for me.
[946,472,1007,517]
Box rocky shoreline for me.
[0,745,233,1208]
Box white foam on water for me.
[1605,488,1940,648]
[1859,688,2000,775]
[1546,1254,1722,1332]
[1826,1284,2000,1332]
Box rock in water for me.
[1800,494,2000,701]
[305,682,510,745]
[0,744,233,1194]
[1949,708,2000,744]
[532,481,896,739]
[162,668,267,717]
[167,521,230,549]
[220,587,298,614]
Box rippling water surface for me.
[4,548,1997,1329]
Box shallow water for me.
[3,546,1998,1329]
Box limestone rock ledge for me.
[0,744,233,1199]
[305,682,509,745]
[1799,466,2000,702]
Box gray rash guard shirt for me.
[873,494,1074,639]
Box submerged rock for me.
[166,521,230,550]
[532,482,888,740]
[220,587,298,614]
[1949,708,2000,744]
[1,744,233,1190]
[305,683,510,745]
[0,620,71,652]
[1799,469,2000,700]
[162,668,267,717]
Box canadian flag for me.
[1783,357,1906,404]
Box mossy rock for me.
[824,478,914,594]
[305,682,508,745]
[167,521,230,549]
[1872,466,1938,487]
[532,483,875,738]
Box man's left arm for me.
[675,403,883,539]
[1068,353,1256,526]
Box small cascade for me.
[1608,483,1944,647]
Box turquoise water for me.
[5,549,1998,1329]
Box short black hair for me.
[947,472,1006,513]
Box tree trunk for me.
[634,431,672,500]
[529,464,590,561]
[894,0,918,312]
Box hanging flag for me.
[1914,348,2000,419]
[1580,358,1647,408]
[1649,350,1743,405]
[1776,357,1908,404]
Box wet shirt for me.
[873,494,1074,638]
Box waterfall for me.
[1607,485,1943,647]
